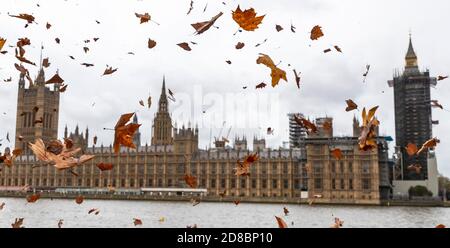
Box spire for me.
[158,76,169,113]
[75,125,79,135]
[405,33,418,70]
[133,113,138,123]
[64,125,68,139]
[35,43,45,85]
[162,75,166,96]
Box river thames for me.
[0,198,448,228]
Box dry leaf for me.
[256,53,287,87]
[225,60,232,64]
[294,114,318,134]
[97,163,113,171]
[310,25,324,40]
[232,5,265,31]
[184,175,198,188]
[11,218,24,228]
[331,148,343,160]
[46,22,51,29]
[55,38,60,44]
[93,136,98,145]
[345,99,358,112]
[0,37,6,51]
[358,106,380,151]
[75,195,84,204]
[437,76,448,81]
[323,48,332,53]
[417,138,439,155]
[59,84,68,93]
[9,13,35,24]
[407,164,422,174]
[233,200,240,206]
[275,216,288,228]
[405,143,418,156]
[148,39,157,49]
[133,218,143,226]
[81,63,94,67]
[331,217,344,228]
[187,0,194,15]
[43,58,50,68]
[255,82,267,89]
[113,113,141,153]
[430,100,443,109]
[293,69,301,89]
[334,45,342,53]
[177,42,192,51]
[436,224,446,228]
[135,13,151,24]
[283,207,289,216]
[235,153,258,176]
[45,73,64,84]
[235,42,245,49]
[103,66,118,76]
[139,100,145,107]
[27,193,41,203]
[275,25,283,32]
[191,12,223,35]
[83,47,89,53]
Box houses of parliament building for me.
[0,62,392,205]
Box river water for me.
[0,197,448,228]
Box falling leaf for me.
[139,100,145,107]
[417,138,439,155]
[255,82,267,89]
[168,89,176,102]
[290,23,296,33]
[93,136,98,145]
[88,208,98,214]
[430,100,443,109]
[81,63,94,67]
[75,195,84,204]
[294,114,318,134]
[225,60,232,64]
[42,58,50,68]
[235,42,245,49]
[58,219,63,228]
[93,38,100,42]
[133,218,143,226]
[436,224,446,228]
[232,6,265,31]
[59,84,67,93]
[437,76,448,81]
[55,38,60,44]
[267,127,274,135]
[345,99,358,112]
[83,47,89,53]
[310,25,324,40]
[0,202,5,210]
[219,190,226,197]
[26,193,41,203]
[331,217,344,228]
[103,66,118,76]
[293,69,301,89]
[405,143,418,156]
[191,198,201,206]
[46,22,51,29]
[323,48,332,53]
[358,106,380,151]
[97,163,113,171]
[191,12,223,35]
[29,138,95,171]
[45,73,64,84]
[363,64,371,82]
[334,45,342,53]
[177,42,192,51]
[233,200,240,206]
[275,25,283,32]
[147,96,152,109]
[113,113,141,153]
[256,53,287,87]
[184,175,198,188]
[3,77,12,82]
[235,153,258,176]
[11,218,24,228]
[331,148,343,160]
[187,0,194,15]
[148,39,157,49]
[0,37,6,51]
[135,12,151,24]
[283,207,289,216]
[9,13,36,24]
[275,216,288,228]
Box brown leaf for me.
[233,200,240,205]
[139,100,145,107]
[55,38,60,44]
[275,216,288,228]
[417,138,439,155]
[81,63,94,67]
[9,13,35,24]
[255,82,267,89]
[59,84,68,93]
[323,48,332,53]
[135,13,151,24]
[331,217,344,228]
[345,99,358,112]
[97,163,114,171]
[187,0,194,15]
[26,193,41,203]
[310,25,324,40]
[225,60,232,64]
[191,12,223,35]
[103,66,118,76]
[42,58,50,68]
[232,6,265,31]
[75,195,84,204]
[331,148,343,160]
[133,218,143,226]
[177,42,192,51]
[407,164,422,174]
[11,218,24,228]
[294,114,318,134]
[437,76,448,81]
[436,224,446,228]
[283,207,289,216]
[430,100,443,109]
[235,153,258,176]
[113,113,141,153]
[293,69,301,89]
[358,106,380,151]
[148,39,157,49]
[334,45,342,53]
[235,42,245,49]
[83,47,89,53]
[275,25,283,32]
[93,136,98,145]
[184,175,198,188]
[46,22,51,29]
[405,143,418,156]
[0,37,6,51]
[88,208,98,214]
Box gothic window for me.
[252,179,257,189]
[283,180,288,189]
[221,179,226,188]
[272,179,277,188]
[211,179,216,188]
[332,179,336,190]
[314,178,322,190]
[340,179,345,190]
[231,179,236,188]
[362,178,371,191]
[241,179,246,188]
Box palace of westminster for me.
[0,37,440,204]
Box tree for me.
[408,185,432,197]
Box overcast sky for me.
[1,0,449,176]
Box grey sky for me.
[1,0,449,176]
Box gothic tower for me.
[151,77,173,146]
[15,51,60,154]
[388,35,437,180]
[133,113,142,147]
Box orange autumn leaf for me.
[0,37,6,51]
[184,174,198,188]
[232,5,265,31]
[417,138,439,155]
[135,12,151,24]
[405,143,418,156]
[26,193,41,203]
[11,218,24,228]
[177,42,192,51]
[113,113,141,153]
[358,106,380,151]
[75,195,84,204]
[45,73,64,84]
[235,153,259,176]
[345,99,358,112]
[191,12,223,35]
[9,13,36,24]
[133,218,143,226]
[310,25,324,40]
[331,148,343,160]
[103,66,118,76]
[331,217,344,228]
[275,216,288,228]
[148,39,157,49]
[294,114,318,134]
[256,53,287,87]
[435,224,446,228]
[97,163,113,171]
